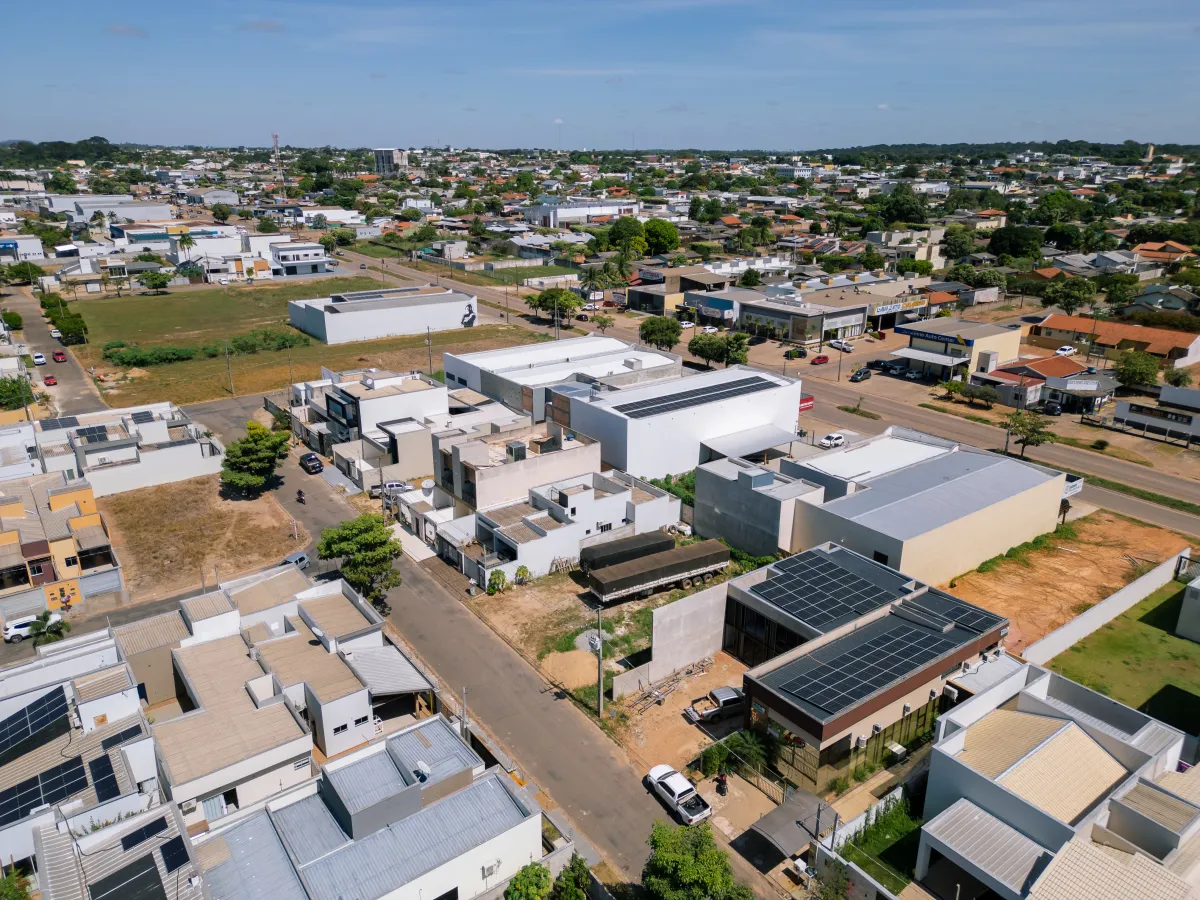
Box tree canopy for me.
[1113,349,1161,388]
[504,863,552,900]
[317,514,402,602]
[220,420,290,493]
[642,821,753,900]
[644,218,680,255]
[988,225,1043,259]
[688,333,726,367]
[639,316,683,351]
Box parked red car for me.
[42,374,57,386]
[810,354,830,365]
[52,350,67,363]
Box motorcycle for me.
[296,490,305,505]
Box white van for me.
[282,552,309,570]
[4,612,61,643]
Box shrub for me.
[102,340,127,351]
[827,776,852,795]
[486,569,507,596]
[700,742,730,777]
[1,310,22,330]
[1092,439,1110,450]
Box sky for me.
[5,0,1199,151]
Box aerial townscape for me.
[2,3,1200,900]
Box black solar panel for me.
[0,686,71,768]
[611,376,776,419]
[0,756,87,827]
[159,835,189,874]
[902,595,1002,636]
[100,724,143,752]
[41,416,79,431]
[89,853,167,900]
[120,816,167,852]
[778,626,954,715]
[130,410,155,425]
[76,425,110,445]
[750,552,899,632]
[89,754,120,802]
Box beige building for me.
[893,317,1023,380]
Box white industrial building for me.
[289,285,480,344]
[443,335,681,421]
[552,365,804,479]
[0,232,45,261]
[302,206,366,227]
[523,199,641,227]
[437,470,680,586]
[374,147,410,176]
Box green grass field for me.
[75,276,379,348]
[1048,580,1200,734]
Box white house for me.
[288,285,480,344]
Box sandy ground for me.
[100,474,309,600]
[704,771,778,842]
[468,571,595,660]
[945,511,1193,653]
[542,650,603,689]
[615,652,748,771]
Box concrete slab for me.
[321,465,362,495]
[392,522,435,561]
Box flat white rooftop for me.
[585,365,794,411]
[451,336,632,371]
[503,350,674,386]
[802,434,949,481]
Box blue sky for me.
[6,0,1199,150]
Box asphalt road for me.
[7,285,104,415]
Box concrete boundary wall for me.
[1023,548,1190,664]
[612,584,726,699]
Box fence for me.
[1023,547,1191,664]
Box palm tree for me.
[580,266,606,293]
[29,611,70,646]
[176,233,196,263]
[612,251,632,283]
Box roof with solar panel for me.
[582,365,795,419]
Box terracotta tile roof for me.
[1034,267,1071,279]
[719,215,743,227]
[1039,314,1198,355]
[925,290,958,305]
[978,208,1006,216]
[1016,356,1089,378]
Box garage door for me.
[0,588,46,622]
[80,569,123,597]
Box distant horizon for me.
[5,0,1198,149]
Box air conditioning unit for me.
[481,858,502,879]
[181,799,197,813]
[872,723,882,735]
[188,876,202,889]
[856,735,868,749]
[903,703,912,715]
[960,661,971,674]
[944,685,960,701]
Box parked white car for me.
[32,353,46,366]
[828,339,853,352]
[1055,345,1078,357]
[645,765,712,825]
[701,325,720,334]
[4,612,61,643]
[678,320,695,329]
[819,433,846,449]
[49,328,62,340]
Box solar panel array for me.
[778,626,954,716]
[750,552,899,631]
[611,376,776,419]
[40,416,79,431]
[0,686,70,768]
[0,757,87,827]
[89,853,167,900]
[100,724,143,752]
[76,425,110,445]
[121,816,168,851]
[160,835,189,874]
[89,754,121,803]
[130,410,155,425]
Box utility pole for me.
[379,466,387,522]
[596,605,604,718]
[425,327,433,375]
[461,685,469,740]
[224,344,235,395]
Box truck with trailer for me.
[587,539,730,604]
[578,530,675,576]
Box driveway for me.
[6,285,105,415]
[184,394,271,444]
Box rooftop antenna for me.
[272,133,283,201]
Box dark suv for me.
[299,453,324,474]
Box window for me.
[333,724,348,735]
[28,563,43,577]
[872,551,889,566]
[598,523,612,533]
[354,716,369,727]
[293,758,310,771]
[64,556,78,569]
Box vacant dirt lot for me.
[99,475,309,600]
[614,652,747,771]
[946,511,1193,653]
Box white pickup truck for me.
[645,765,712,825]
[685,686,745,724]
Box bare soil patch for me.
[99,474,309,601]
[945,511,1193,653]
[542,650,601,689]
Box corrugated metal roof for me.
[181,590,235,622]
[344,645,432,696]
[300,774,530,900]
[111,610,190,656]
[326,749,408,814]
[387,715,481,786]
[956,710,1066,779]
[70,523,110,551]
[204,813,308,900]
[1028,837,1193,900]
[923,798,1052,894]
[271,792,349,866]
[998,724,1127,825]
[1118,783,1199,833]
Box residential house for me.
[1131,241,1195,264]
[1032,314,1200,368]
[892,317,1022,380]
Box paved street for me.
[6,285,104,415]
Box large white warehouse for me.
[554,365,804,478]
[288,285,480,344]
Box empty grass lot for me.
[73,276,380,351]
[1048,580,1200,735]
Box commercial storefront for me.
[893,318,1022,379]
[867,295,928,331]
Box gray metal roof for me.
[300,774,530,900]
[386,715,482,786]
[701,424,798,460]
[271,792,349,867]
[922,798,1052,895]
[204,813,308,900]
[326,749,409,814]
[343,645,432,696]
[824,449,1057,541]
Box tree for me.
[550,852,591,900]
[46,170,75,193]
[688,333,726,367]
[318,232,338,254]
[642,821,753,900]
[644,219,680,255]
[738,268,761,287]
[176,233,196,262]
[1042,279,1097,317]
[579,266,607,292]
[6,262,43,284]
[536,288,579,321]
[505,863,552,900]
[937,379,964,400]
[940,224,974,261]
[398,206,423,221]
[639,316,683,352]
[220,420,290,493]
[960,384,1000,409]
[257,217,280,234]
[515,564,531,585]
[311,213,328,229]
[487,569,507,595]
[29,611,71,646]
[723,332,749,366]
[1113,349,1161,388]
[946,263,979,285]
[988,225,1043,259]
[317,514,403,602]
[0,376,34,411]
[592,314,614,334]
[413,223,439,243]
[137,271,172,294]
[210,202,232,223]
[688,197,704,221]
[1044,223,1082,252]
[1003,410,1053,458]
[609,217,645,250]
[895,258,933,276]
[900,163,921,179]
[880,183,926,225]
[816,861,850,900]
[1165,367,1193,388]
[859,245,885,270]
[1104,280,1136,310]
